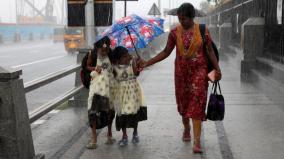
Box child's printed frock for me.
[87,56,115,128]
[114,60,147,131]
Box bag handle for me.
[217,82,222,94]
[211,82,222,95]
[199,24,206,45]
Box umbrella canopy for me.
[144,16,164,29]
[167,8,206,17]
[100,14,164,54]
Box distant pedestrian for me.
[113,46,147,147]
[86,37,116,149]
[138,3,222,153]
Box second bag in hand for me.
[206,82,225,121]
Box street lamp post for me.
[124,0,127,17]
[158,0,161,17]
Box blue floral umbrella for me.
[99,14,164,56]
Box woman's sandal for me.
[86,142,97,149]
[192,143,203,153]
[182,130,191,142]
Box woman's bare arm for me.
[206,43,220,72]
[205,28,221,72]
[145,47,173,67]
[141,33,175,68]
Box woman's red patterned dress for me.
[166,23,212,121]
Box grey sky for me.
[115,0,202,19]
[0,0,203,23]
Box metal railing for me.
[199,0,284,62]
[24,65,81,93]
[25,64,83,123]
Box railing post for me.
[29,33,34,41]
[219,22,232,51]
[13,32,21,43]
[0,34,3,44]
[0,67,44,159]
[69,49,91,107]
[208,24,219,44]
[240,17,265,80]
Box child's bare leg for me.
[122,128,127,139]
[86,120,97,149]
[133,123,138,136]
[132,123,139,143]
[105,110,116,145]
[107,110,115,138]
[118,127,128,146]
[91,121,97,143]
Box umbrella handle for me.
[125,26,141,59]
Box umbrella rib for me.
[129,26,148,48]
[125,26,141,58]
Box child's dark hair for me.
[177,3,195,19]
[94,36,111,48]
[113,46,128,61]
[92,36,115,63]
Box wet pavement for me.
[32,43,284,159]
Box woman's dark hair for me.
[177,3,195,18]
[113,46,128,61]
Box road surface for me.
[0,40,77,112]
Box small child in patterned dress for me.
[112,46,147,147]
[86,37,116,149]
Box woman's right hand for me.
[208,69,222,82]
[137,58,147,72]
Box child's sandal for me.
[118,138,128,147]
[132,135,140,144]
[105,138,116,145]
[86,142,97,149]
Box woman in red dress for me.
[139,3,222,153]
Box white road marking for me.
[32,120,46,125]
[11,55,66,69]
[0,42,56,52]
[49,110,60,114]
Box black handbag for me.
[206,82,225,121]
[137,106,147,121]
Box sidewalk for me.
[32,47,284,159]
